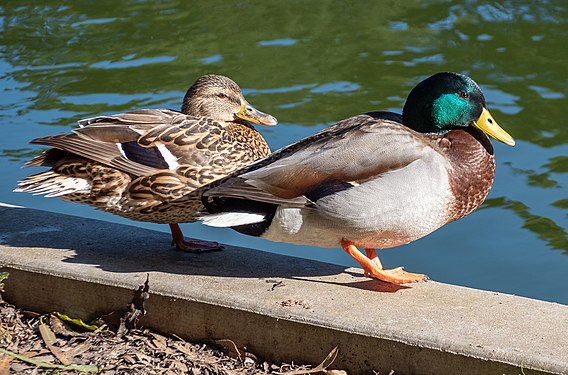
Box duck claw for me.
[173,238,224,253]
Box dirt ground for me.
[0,273,347,374]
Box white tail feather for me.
[200,212,265,227]
[15,174,90,197]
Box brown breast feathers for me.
[439,127,496,222]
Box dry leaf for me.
[0,348,98,372]
[39,320,72,365]
[215,339,244,361]
[152,338,167,351]
[0,355,13,375]
[279,346,340,375]
[50,314,79,337]
[38,321,56,346]
[63,340,92,358]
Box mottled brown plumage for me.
[443,127,496,221]
[16,74,277,251]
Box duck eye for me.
[216,93,228,99]
[458,91,469,99]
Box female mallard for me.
[201,72,515,284]
[16,74,277,252]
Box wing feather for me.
[30,134,157,176]
[206,112,442,204]
[75,109,228,169]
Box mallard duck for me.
[15,74,277,252]
[200,72,515,284]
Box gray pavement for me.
[1,203,566,374]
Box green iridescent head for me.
[402,72,515,146]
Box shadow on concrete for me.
[0,206,406,293]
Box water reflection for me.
[0,148,38,162]
[484,198,568,255]
[258,38,299,47]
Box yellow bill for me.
[473,108,515,146]
[236,99,278,126]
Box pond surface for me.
[1,1,567,304]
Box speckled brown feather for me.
[16,76,273,225]
[18,116,271,223]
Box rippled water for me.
[1,1,567,304]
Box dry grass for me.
[0,273,345,374]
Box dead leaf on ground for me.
[0,347,99,372]
[38,320,56,346]
[0,354,13,375]
[278,346,340,375]
[1,278,339,374]
[39,319,72,365]
[215,339,244,361]
[63,339,93,358]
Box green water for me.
[1,1,567,304]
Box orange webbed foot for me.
[342,241,428,284]
[366,266,428,284]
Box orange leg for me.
[341,240,427,284]
[364,248,383,278]
[169,224,223,253]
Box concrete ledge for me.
[1,204,567,375]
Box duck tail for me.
[199,212,266,227]
[25,148,70,167]
[14,171,91,198]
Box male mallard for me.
[201,72,515,284]
[16,74,277,252]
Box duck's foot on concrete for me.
[169,224,224,253]
[341,240,428,284]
